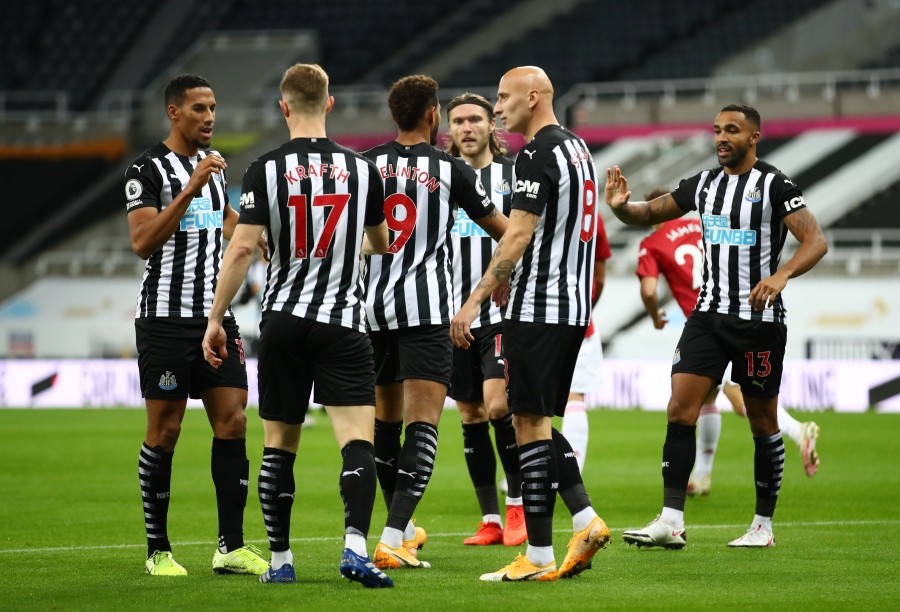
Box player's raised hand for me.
[605,166,631,209]
[186,154,227,195]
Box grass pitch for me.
[1,407,898,610]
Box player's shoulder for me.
[362,141,392,159]
[755,159,799,186]
[492,154,515,169]
[127,143,167,168]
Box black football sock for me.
[340,440,377,538]
[211,437,249,552]
[386,422,438,531]
[754,432,785,518]
[463,421,500,517]
[139,443,174,558]
[374,418,402,509]
[662,422,696,512]
[518,439,557,547]
[258,447,296,553]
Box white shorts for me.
[569,332,603,394]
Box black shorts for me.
[257,311,376,424]
[672,310,786,398]
[135,317,247,400]
[370,324,452,387]
[504,319,585,417]
[448,323,505,402]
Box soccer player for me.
[202,63,393,588]
[363,75,508,570]
[561,214,611,474]
[636,187,821,495]
[125,74,267,577]
[444,92,525,547]
[607,104,828,549]
[452,66,610,582]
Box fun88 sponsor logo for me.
[180,197,223,231]
[702,214,757,246]
[451,209,489,238]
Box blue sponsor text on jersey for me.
[180,197,222,231]
[451,209,490,238]
[702,213,757,246]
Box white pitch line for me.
[1,520,898,555]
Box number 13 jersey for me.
[670,160,806,323]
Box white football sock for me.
[694,404,721,477]
[561,400,588,473]
[777,405,802,446]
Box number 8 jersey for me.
[362,141,495,331]
[670,159,806,323]
[507,125,598,326]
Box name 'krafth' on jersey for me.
[238,139,385,333]
[125,143,229,318]
[507,125,598,326]
[670,160,805,323]
[451,157,514,329]
[363,141,495,330]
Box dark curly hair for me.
[388,75,439,131]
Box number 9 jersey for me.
[362,141,495,331]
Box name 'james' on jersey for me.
[451,157,514,329]
[363,141,495,330]
[125,143,229,319]
[238,138,385,333]
[507,125,598,326]
[670,160,805,323]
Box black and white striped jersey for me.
[238,138,385,333]
[125,143,230,319]
[451,156,514,328]
[670,159,805,323]
[362,141,495,330]
[507,125,598,326]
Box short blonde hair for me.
[280,63,329,114]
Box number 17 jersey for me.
[238,137,385,333]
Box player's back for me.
[363,141,493,330]
[637,218,703,317]
[239,137,384,333]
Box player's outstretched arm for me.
[639,276,669,329]
[604,166,682,226]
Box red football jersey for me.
[636,218,703,317]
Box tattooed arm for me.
[450,209,538,348]
[748,208,828,311]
